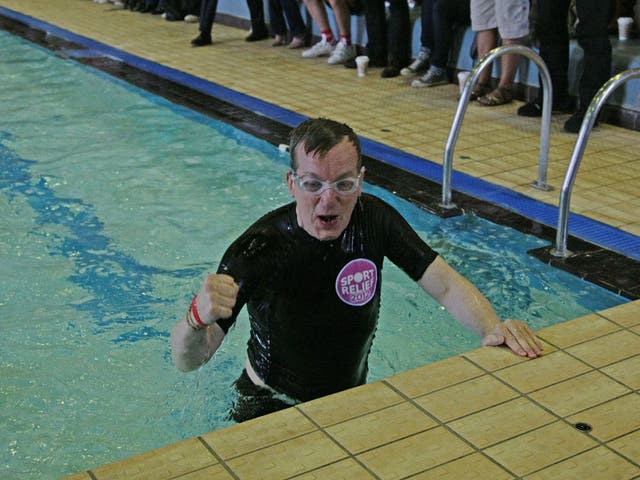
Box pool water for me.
[0,30,626,479]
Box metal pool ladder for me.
[551,68,640,258]
[441,44,554,212]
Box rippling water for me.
[0,30,626,479]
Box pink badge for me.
[335,258,378,306]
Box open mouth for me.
[318,215,338,225]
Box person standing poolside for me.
[191,0,269,46]
[469,0,529,106]
[170,117,543,422]
[300,0,358,65]
[406,0,471,88]
[517,0,612,133]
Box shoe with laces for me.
[411,67,448,88]
[401,49,430,76]
[301,40,334,58]
[327,42,356,65]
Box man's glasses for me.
[291,168,363,196]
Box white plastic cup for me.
[355,55,369,77]
[618,17,633,40]
[457,71,471,95]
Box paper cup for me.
[355,56,369,77]
[618,17,633,40]
[457,71,471,95]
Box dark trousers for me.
[161,0,200,20]
[535,0,612,109]
[268,0,306,37]
[198,0,218,35]
[364,0,411,66]
[199,0,266,35]
[420,0,470,68]
[246,0,267,33]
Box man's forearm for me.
[170,319,225,372]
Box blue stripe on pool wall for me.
[2,6,639,261]
[0,131,202,343]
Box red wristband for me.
[190,295,207,328]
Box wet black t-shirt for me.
[216,194,438,402]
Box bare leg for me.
[497,37,521,88]
[303,0,331,32]
[475,28,497,86]
[326,0,351,36]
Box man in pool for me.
[171,117,543,422]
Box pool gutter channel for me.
[2,10,638,301]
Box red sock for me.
[321,30,334,43]
[339,34,351,46]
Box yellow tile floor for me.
[1,1,638,479]
[61,303,639,480]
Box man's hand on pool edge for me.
[482,319,544,358]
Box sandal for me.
[477,86,513,106]
[468,83,491,101]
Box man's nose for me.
[318,186,339,203]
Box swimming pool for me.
[0,28,627,480]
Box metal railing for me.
[441,44,553,210]
[551,68,640,258]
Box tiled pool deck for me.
[63,303,640,480]
[0,1,638,478]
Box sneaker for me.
[302,40,334,58]
[401,49,430,76]
[411,67,448,88]
[184,14,199,23]
[327,42,356,65]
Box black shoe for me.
[245,29,269,42]
[517,101,543,117]
[563,110,597,133]
[191,33,212,47]
[517,98,575,117]
[344,59,357,69]
[381,63,401,78]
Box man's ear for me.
[286,170,295,198]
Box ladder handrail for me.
[551,68,640,258]
[442,44,553,209]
